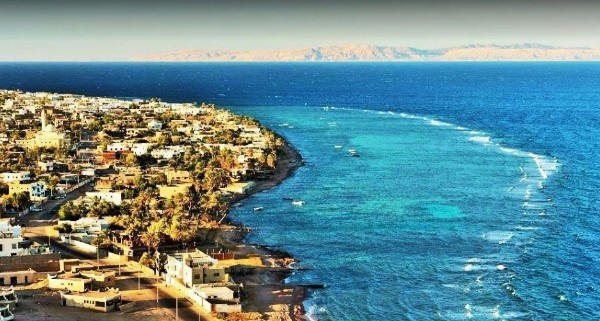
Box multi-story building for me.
[0,219,23,257]
[7,180,46,200]
[165,250,229,288]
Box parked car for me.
[56,194,66,199]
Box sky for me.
[1,0,599,61]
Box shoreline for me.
[216,139,307,320]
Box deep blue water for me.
[1,62,599,320]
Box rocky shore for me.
[210,140,307,321]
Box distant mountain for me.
[133,44,600,62]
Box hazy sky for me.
[1,0,599,61]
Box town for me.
[0,89,304,321]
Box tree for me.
[202,167,230,192]
[54,223,73,234]
[91,230,112,248]
[139,252,154,268]
[58,201,82,220]
[124,153,138,167]
[15,192,30,211]
[140,220,164,253]
[46,174,61,197]
[168,215,198,247]
[200,193,229,223]
[266,152,277,169]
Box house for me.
[222,181,255,194]
[125,128,148,137]
[158,183,192,199]
[147,120,163,130]
[102,151,117,163]
[150,146,185,160]
[165,250,229,288]
[37,161,54,172]
[106,141,130,152]
[0,219,23,257]
[0,172,30,183]
[80,270,116,288]
[60,288,121,312]
[57,217,113,235]
[0,269,37,285]
[131,142,151,156]
[86,189,123,206]
[8,180,46,200]
[48,273,92,292]
[165,170,192,184]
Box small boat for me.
[351,153,360,157]
[292,200,305,206]
[334,145,343,149]
[282,197,294,201]
[347,149,356,153]
[253,207,264,212]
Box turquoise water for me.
[1,62,598,320]
[228,106,558,320]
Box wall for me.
[213,303,242,313]
[60,237,97,253]
[0,253,60,272]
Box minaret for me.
[41,109,47,130]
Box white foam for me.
[482,231,513,244]
[491,305,501,319]
[429,119,453,127]
[524,187,532,200]
[529,153,558,180]
[464,264,477,272]
[515,225,539,231]
[496,264,506,271]
[468,136,492,144]
[465,304,473,319]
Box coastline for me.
[214,139,307,320]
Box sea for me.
[1,62,599,320]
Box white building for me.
[147,120,163,130]
[165,250,229,288]
[85,190,123,206]
[60,289,121,312]
[37,161,54,172]
[57,217,113,234]
[0,219,23,257]
[131,142,152,156]
[150,146,185,160]
[106,141,131,152]
[0,172,31,183]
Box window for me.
[213,273,220,277]
[0,245,3,252]
[11,244,16,249]
[194,274,200,279]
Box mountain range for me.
[133,44,600,62]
